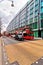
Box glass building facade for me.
[7,0,43,38]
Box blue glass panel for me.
[35,0,38,2]
[41,8,43,13]
[41,0,43,2]
[41,19,43,28]
[41,2,43,6]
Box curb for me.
[34,37,42,40]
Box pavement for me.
[1,37,43,65]
[31,57,43,65]
[0,38,2,65]
[34,37,42,40]
[0,37,10,65]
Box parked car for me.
[11,35,16,38]
[15,33,24,41]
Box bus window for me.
[23,33,33,36]
[23,33,27,36]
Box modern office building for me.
[7,0,43,38]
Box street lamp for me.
[11,1,14,7]
[0,0,14,7]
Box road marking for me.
[5,62,8,64]
[36,61,38,64]
[3,43,5,46]
[41,58,43,59]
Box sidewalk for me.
[34,37,42,40]
[0,38,2,65]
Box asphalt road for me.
[1,36,43,65]
[1,36,23,65]
[2,36,20,45]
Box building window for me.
[41,30,43,38]
[35,4,38,11]
[30,7,33,13]
[35,0,38,2]
[35,0,38,1]
[30,12,33,16]
[34,31,38,37]
[30,2,34,7]
[29,24,33,29]
[41,2,43,6]
[33,22,37,29]
[30,7,33,11]
[41,7,43,13]
[41,19,43,28]
[35,10,38,16]
[35,0,38,3]
[30,18,33,23]
[34,16,38,22]
[41,0,43,2]
[41,13,43,19]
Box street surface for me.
[0,36,43,65]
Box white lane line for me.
[5,62,8,65]
[41,58,43,59]
[3,42,5,46]
[36,61,38,64]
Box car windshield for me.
[18,34,22,38]
[18,34,22,35]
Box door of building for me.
[38,30,41,37]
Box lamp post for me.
[38,0,41,37]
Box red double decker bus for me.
[15,26,34,40]
[22,27,34,40]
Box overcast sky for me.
[0,0,29,32]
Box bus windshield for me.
[23,33,33,36]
